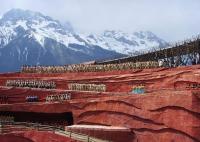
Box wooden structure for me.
[96,36,200,64]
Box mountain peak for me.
[1,9,53,22]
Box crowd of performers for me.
[0,115,14,122]
[21,61,160,73]
[187,83,200,89]
[26,96,39,102]
[42,121,69,128]
[132,84,145,94]
[0,96,8,104]
[6,80,56,89]
[46,93,71,102]
[68,83,106,92]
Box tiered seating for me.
[46,93,71,102]
[68,83,106,92]
[21,61,159,73]
[6,80,56,89]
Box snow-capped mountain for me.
[0,9,168,72]
[84,30,168,55]
[0,9,86,49]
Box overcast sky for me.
[0,0,200,42]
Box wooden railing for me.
[0,121,110,142]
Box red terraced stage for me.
[0,65,200,142]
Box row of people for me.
[132,85,145,94]
[21,65,67,73]
[42,121,68,128]
[6,80,56,89]
[21,61,160,73]
[46,93,71,102]
[0,115,14,122]
[187,83,200,89]
[26,96,39,102]
[0,96,8,104]
[68,83,106,92]
[30,120,69,128]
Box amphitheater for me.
[0,36,200,142]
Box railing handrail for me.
[0,121,110,142]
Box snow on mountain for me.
[83,30,168,55]
[62,21,74,33]
[0,9,86,50]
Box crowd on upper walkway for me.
[21,61,160,73]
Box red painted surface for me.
[0,131,77,142]
[0,65,200,141]
[0,86,111,103]
[0,134,33,142]
[0,65,199,92]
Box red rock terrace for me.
[0,62,199,142]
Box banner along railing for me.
[0,121,110,142]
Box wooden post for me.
[0,122,2,134]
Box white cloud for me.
[0,0,200,42]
